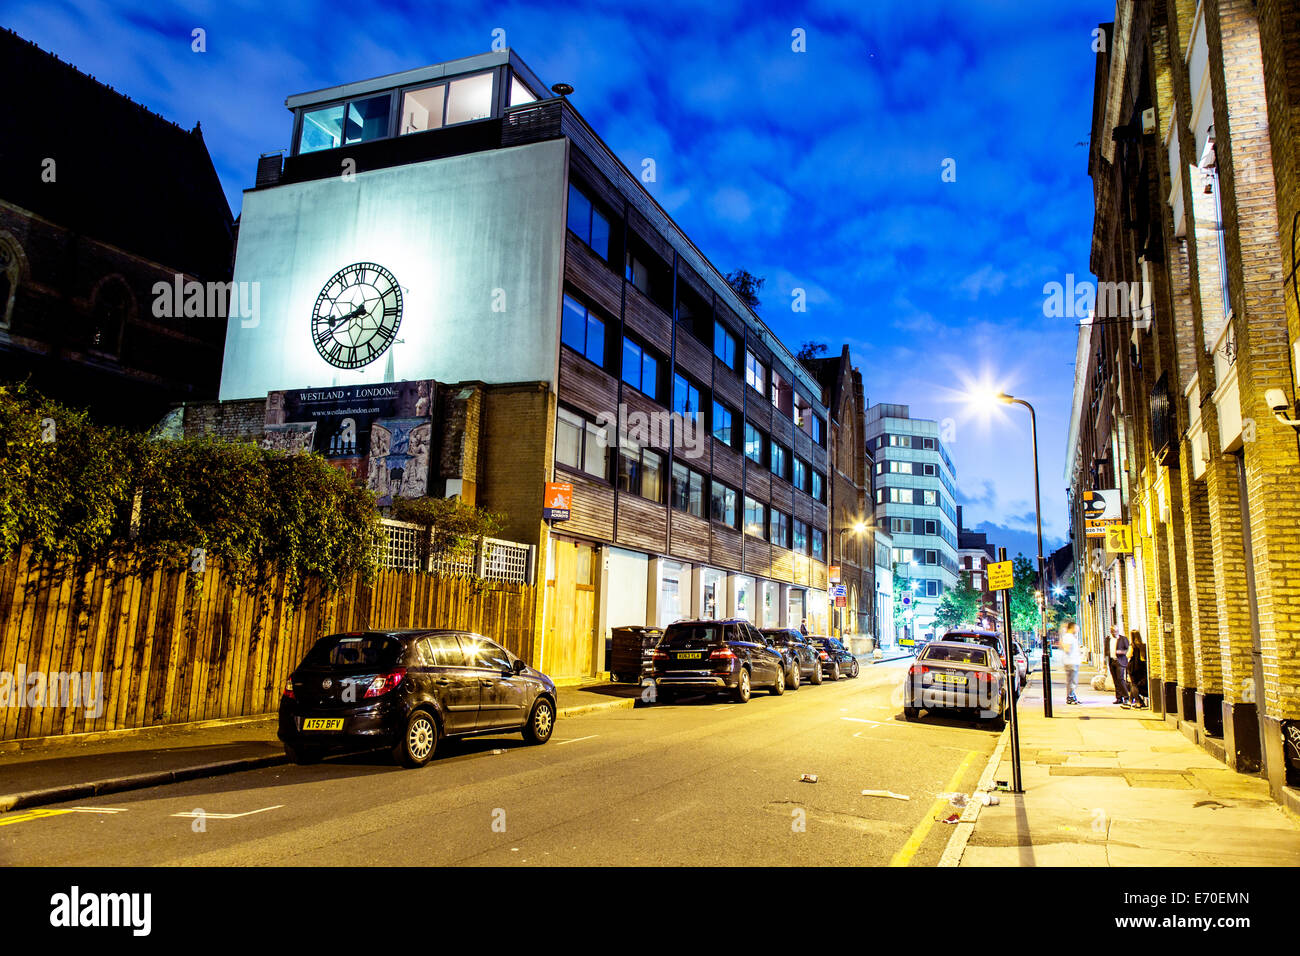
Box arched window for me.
[0,236,21,328]
[89,276,133,356]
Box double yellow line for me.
[889,749,979,867]
[0,808,71,828]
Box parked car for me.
[652,619,786,703]
[939,628,1023,695]
[608,625,663,683]
[761,628,824,688]
[902,639,1012,727]
[279,629,557,768]
[807,635,859,680]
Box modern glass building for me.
[864,403,959,639]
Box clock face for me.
[311,262,403,369]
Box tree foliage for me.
[796,341,827,361]
[933,570,981,633]
[0,382,380,597]
[725,269,765,312]
[1008,553,1042,637]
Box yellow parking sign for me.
[1105,524,1133,554]
[988,560,1013,591]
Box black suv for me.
[761,628,824,688]
[279,629,558,768]
[652,619,786,703]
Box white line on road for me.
[556,735,599,746]
[170,806,283,820]
[67,807,128,814]
[841,717,886,725]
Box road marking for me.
[170,805,282,820]
[556,735,599,746]
[0,808,71,827]
[67,807,128,814]
[840,717,885,725]
[888,749,979,868]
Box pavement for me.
[946,664,1300,867]
[0,680,643,812]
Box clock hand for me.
[328,303,368,328]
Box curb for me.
[0,753,288,813]
[1,697,637,814]
[0,715,278,756]
[938,724,1011,867]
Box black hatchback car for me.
[279,629,558,768]
[652,619,786,703]
[807,635,860,680]
[761,628,824,688]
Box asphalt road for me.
[0,659,1002,866]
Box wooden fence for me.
[0,544,539,742]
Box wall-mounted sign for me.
[829,565,841,583]
[987,560,1014,591]
[832,584,846,597]
[1104,524,1133,554]
[543,482,572,521]
[1082,489,1121,521]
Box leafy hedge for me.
[390,495,505,562]
[0,383,379,596]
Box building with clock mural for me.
[184,49,836,679]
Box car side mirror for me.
[512,658,527,674]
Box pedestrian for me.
[1109,625,1130,704]
[1060,620,1081,704]
[1127,630,1148,709]
[799,618,809,636]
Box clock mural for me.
[311,262,403,369]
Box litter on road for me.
[800,773,819,783]
[861,789,910,800]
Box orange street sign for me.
[544,482,572,521]
[829,565,841,583]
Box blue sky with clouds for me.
[5,0,1111,559]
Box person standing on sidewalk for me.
[1126,631,1148,709]
[1060,620,1081,704]
[1111,627,1130,704]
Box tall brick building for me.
[203,50,835,679]
[1069,0,1300,805]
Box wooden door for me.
[543,539,596,678]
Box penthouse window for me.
[299,93,391,153]
[714,321,739,370]
[567,183,612,263]
[671,462,706,518]
[622,337,660,402]
[556,406,609,480]
[746,351,767,395]
[561,294,605,366]
[619,439,664,502]
[399,72,494,134]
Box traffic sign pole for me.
[998,546,1023,793]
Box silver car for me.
[901,640,1012,727]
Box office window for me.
[444,73,494,124]
[925,550,938,565]
[618,440,663,502]
[714,321,738,369]
[561,295,605,366]
[671,462,706,518]
[710,480,738,527]
[876,488,884,504]
[924,519,938,535]
[812,414,825,447]
[926,580,940,598]
[746,351,767,394]
[744,422,765,464]
[770,442,789,480]
[923,463,937,476]
[400,85,445,134]
[812,529,825,561]
[892,518,913,534]
[770,369,787,411]
[811,470,824,502]
[769,509,790,548]
[556,406,608,480]
[567,184,612,263]
[744,496,766,538]
[922,489,938,506]
[793,518,808,554]
[922,437,936,450]
[794,393,811,431]
[299,104,346,153]
[876,461,885,475]
[673,373,703,423]
[345,95,391,145]
[712,401,735,447]
[622,337,659,400]
[626,252,650,294]
[792,457,808,492]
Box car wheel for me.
[850,659,860,678]
[732,668,751,703]
[903,706,920,721]
[771,665,785,696]
[810,662,823,685]
[788,662,800,690]
[393,710,438,768]
[523,697,555,745]
[283,742,322,765]
[829,663,840,681]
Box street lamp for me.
[835,521,869,637]
[991,390,1053,718]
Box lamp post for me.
[836,521,868,638]
[994,391,1052,718]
